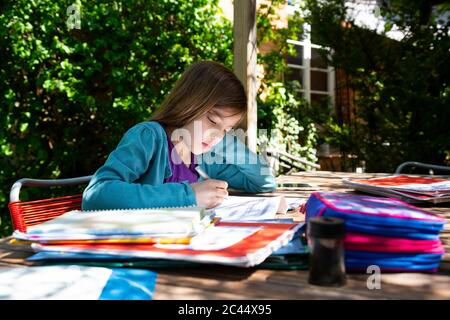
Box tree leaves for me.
[303,0,450,172]
[0,0,233,236]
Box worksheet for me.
[208,195,288,221]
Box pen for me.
[195,166,210,180]
[195,166,228,199]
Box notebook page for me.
[208,196,286,221]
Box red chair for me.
[8,176,92,233]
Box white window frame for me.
[286,24,335,108]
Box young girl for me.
[82,61,276,211]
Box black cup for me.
[307,216,347,287]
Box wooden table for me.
[1,171,449,299]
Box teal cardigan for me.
[82,121,276,210]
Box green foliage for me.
[303,0,450,172]
[256,0,318,174]
[0,0,233,236]
[257,82,318,168]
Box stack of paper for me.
[26,221,308,270]
[343,175,450,203]
[14,207,214,244]
[30,221,302,267]
[16,196,304,268]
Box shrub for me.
[0,0,233,236]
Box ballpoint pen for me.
[195,166,229,199]
[195,166,210,180]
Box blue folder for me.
[27,251,199,268]
[99,268,157,300]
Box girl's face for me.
[176,107,243,155]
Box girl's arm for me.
[199,133,277,193]
[82,123,197,210]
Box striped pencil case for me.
[305,192,446,239]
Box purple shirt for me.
[162,125,199,184]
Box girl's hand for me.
[190,179,228,208]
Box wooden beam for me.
[233,0,257,153]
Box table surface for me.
[1,171,449,300]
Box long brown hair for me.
[149,61,247,128]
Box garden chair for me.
[395,161,450,175]
[8,176,92,232]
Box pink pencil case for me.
[345,232,445,254]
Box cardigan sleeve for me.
[199,133,277,193]
[82,124,197,210]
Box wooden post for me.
[233,0,257,153]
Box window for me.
[285,25,335,109]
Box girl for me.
[82,61,276,210]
